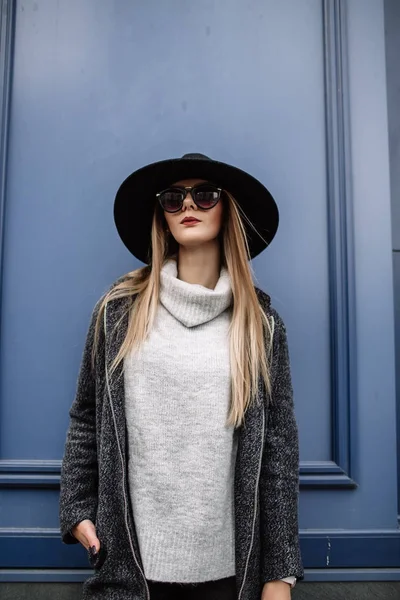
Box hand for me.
[71,519,101,553]
[261,580,291,600]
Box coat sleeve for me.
[58,298,103,545]
[259,309,304,582]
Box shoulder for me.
[253,285,287,332]
[254,285,271,308]
[101,272,135,302]
[108,272,133,291]
[89,273,132,318]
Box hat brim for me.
[114,156,279,264]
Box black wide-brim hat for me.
[114,153,279,264]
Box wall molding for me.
[300,460,356,488]
[0,0,357,490]
[0,0,14,305]
[297,0,357,488]
[1,528,399,575]
[0,458,358,488]
[0,460,61,487]
[0,457,359,490]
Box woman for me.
[59,153,304,600]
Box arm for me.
[259,310,304,584]
[59,298,103,544]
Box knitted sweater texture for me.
[123,258,237,582]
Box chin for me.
[176,235,214,248]
[176,233,208,243]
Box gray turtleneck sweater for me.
[123,258,296,587]
[123,258,236,583]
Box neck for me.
[176,242,222,289]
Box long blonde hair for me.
[93,190,274,428]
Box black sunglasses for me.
[157,184,222,213]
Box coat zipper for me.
[103,304,151,600]
[237,401,265,600]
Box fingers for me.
[86,533,101,554]
[72,519,101,552]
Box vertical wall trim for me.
[0,0,15,485]
[383,0,400,523]
[299,0,357,487]
[296,0,357,488]
[0,0,15,299]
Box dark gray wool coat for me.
[59,278,304,600]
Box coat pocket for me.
[87,543,107,570]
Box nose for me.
[181,191,197,210]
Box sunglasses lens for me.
[158,185,221,212]
[193,185,220,208]
[159,189,184,212]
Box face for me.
[162,178,224,250]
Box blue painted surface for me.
[384,0,400,518]
[0,0,331,466]
[0,0,398,577]
[394,253,400,516]
[1,529,400,570]
[385,0,400,251]
[345,0,397,530]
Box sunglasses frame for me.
[156,184,222,213]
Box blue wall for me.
[0,0,398,582]
[384,0,400,518]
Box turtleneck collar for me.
[159,258,233,328]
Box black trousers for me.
[146,575,237,600]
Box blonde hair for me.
[93,190,274,429]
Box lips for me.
[181,217,200,224]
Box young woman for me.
[59,153,304,600]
